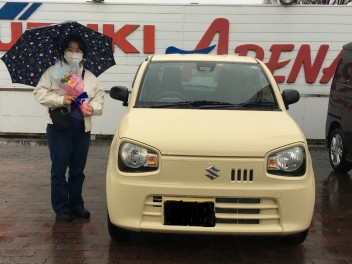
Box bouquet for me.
[58,69,84,96]
[52,63,90,115]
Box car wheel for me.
[329,128,352,173]
[281,229,309,245]
[107,213,130,241]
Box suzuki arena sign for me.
[0,19,341,85]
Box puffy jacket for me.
[33,61,105,132]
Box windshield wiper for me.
[237,101,278,108]
[148,100,236,109]
[147,100,278,109]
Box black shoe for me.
[72,208,90,219]
[56,211,74,222]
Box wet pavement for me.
[0,140,352,264]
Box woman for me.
[33,35,105,222]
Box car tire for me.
[107,213,130,242]
[328,127,352,173]
[281,229,309,245]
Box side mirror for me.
[110,86,129,106]
[282,89,300,110]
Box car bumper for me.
[106,154,315,235]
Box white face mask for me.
[64,52,83,64]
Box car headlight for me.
[118,142,158,172]
[267,146,306,176]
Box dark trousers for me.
[46,120,90,214]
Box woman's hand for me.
[63,95,77,105]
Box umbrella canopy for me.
[1,21,116,87]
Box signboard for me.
[1,2,352,138]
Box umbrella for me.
[1,21,116,87]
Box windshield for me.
[135,61,279,110]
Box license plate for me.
[163,200,215,227]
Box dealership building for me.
[0,1,351,139]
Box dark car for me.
[326,42,352,173]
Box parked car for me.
[106,54,315,244]
[325,42,352,173]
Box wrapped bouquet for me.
[58,69,84,96]
[52,63,90,115]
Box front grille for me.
[153,195,162,205]
[216,198,260,220]
[215,197,279,225]
[231,169,254,183]
[142,195,280,226]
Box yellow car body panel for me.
[106,54,315,240]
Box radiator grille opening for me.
[231,169,254,183]
[216,218,260,224]
[215,197,261,225]
[142,196,280,226]
[216,208,260,214]
[153,195,162,206]
[216,198,260,203]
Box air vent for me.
[215,197,260,224]
[215,197,279,225]
[231,169,254,183]
[153,195,162,206]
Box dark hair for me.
[61,35,87,58]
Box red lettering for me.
[0,19,342,86]
[195,18,229,55]
[265,44,294,83]
[0,22,22,50]
[143,25,154,54]
[103,24,139,53]
[288,44,329,84]
[87,24,98,31]
[27,22,52,29]
[234,44,264,61]
[320,51,342,84]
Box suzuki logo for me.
[206,165,220,180]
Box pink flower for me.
[80,102,91,115]
[62,72,84,96]
[70,74,80,83]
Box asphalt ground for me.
[0,139,352,264]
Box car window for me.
[135,61,278,110]
[333,50,352,85]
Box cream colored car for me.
[106,54,315,244]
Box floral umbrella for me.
[1,21,115,87]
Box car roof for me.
[148,54,259,64]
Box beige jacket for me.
[33,62,105,132]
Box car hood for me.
[118,109,306,157]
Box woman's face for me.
[65,41,83,54]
